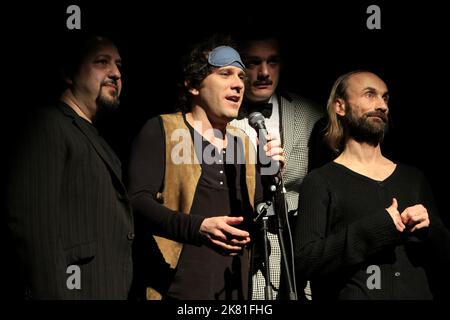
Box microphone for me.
[248,112,281,184]
[248,112,270,141]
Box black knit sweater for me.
[294,162,450,300]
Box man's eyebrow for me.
[94,54,121,63]
[243,55,262,60]
[363,87,389,97]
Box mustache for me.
[102,79,118,87]
[365,111,388,122]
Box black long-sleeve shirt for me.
[128,115,262,299]
[294,162,450,300]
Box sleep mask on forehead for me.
[207,46,245,70]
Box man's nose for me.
[231,75,244,93]
[109,63,121,80]
[377,97,388,112]
[257,62,269,78]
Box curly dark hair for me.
[176,34,236,112]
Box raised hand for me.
[400,204,430,233]
[386,198,406,232]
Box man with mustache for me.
[7,35,134,299]
[294,70,450,299]
[231,32,323,300]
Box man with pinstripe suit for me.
[7,35,134,299]
[231,33,323,300]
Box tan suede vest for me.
[147,112,256,299]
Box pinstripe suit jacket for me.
[7,103,134,299]
[231,92,323,215]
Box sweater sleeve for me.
[128,117,204,245]
[417,172,450,263]
[294,170,402,279]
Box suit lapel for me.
[59,103,127,194]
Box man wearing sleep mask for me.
[128,35,285,300]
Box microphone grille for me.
[248,112,265,129]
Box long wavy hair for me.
[324,70,369,153]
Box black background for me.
[6,0,447,225]
[2,1,449,235]
[0,0,449,309]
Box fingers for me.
[391,198,398,209]
[386,198,404,232]
[260,133,285,167]
[256,133,278,147]
[263,136,281,148]
[393,218,406,232]
[263,136,282,155]
[221,217,250,239]
[401,204,429,230]
[263,142,285,169]
[206,233,249,256]
[209,237,247,252]
[229,236,251,245]
[387,198,398,211]
[264,146,284,158]
[224,216,244,225]
[410,219,430,232]
[386,200,430,233]
[200,216,251,255]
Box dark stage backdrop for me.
[0,0,449,310]
[3,2,449,227]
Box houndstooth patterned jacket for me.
[232,91,323,215]
[231,92,323,299]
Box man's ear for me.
[61,69,73,86]
[65,77,73,86]
[334,98,346,116]
[185,80,199,96]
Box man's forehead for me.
[348,72,387,92]
[244,39,280,54]
[89,44,121,59]
[214,65,245,74]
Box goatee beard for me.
[342,109,388,147]
[93,94,120,124]
[96,93,120,111]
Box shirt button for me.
[127,232,135,240]
[219,170,223,174]
[219,181,224,185]
[394,272,400,277]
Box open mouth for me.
[226,95,240,103]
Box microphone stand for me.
[272,176,297,300]
[254,170,297,300]
[253,200,275,300]
[248,111,297,300]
